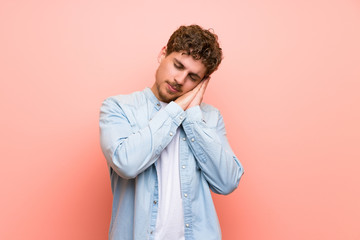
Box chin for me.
[159,89,178,102]
[159,92,174,103]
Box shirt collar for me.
[144,87,161,108]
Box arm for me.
[182,106,244,195]
[99,97,185,179]
[176,79,244,194]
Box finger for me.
[195,80,205,91]
[187,82,203,100]
[203,78,210,90]
[198,78,209,95]
[193,80,208,103]
[182,82,202,99]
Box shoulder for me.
[103,89,146,106]
[99,89,150,125]
[200,102,221,115]
[100,89,149,113]
[199,102,224,126]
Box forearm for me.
[100,98,185,179]
[182,105,244,194]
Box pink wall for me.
[1,0,359,239]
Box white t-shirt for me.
[154,102,185,240]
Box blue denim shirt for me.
[99,88,244,240]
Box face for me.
[151,48,207,103]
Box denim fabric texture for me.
[99,88,244,240]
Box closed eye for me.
[174,63,183,69]
[173,58,201,81]
[189,74,198,81]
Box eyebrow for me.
[174,58,201,80]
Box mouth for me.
[167,82,180,93]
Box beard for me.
[156,81,183,103]
[158,86,177,103]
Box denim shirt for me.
[99,88,244,240]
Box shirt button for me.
[191,138,195,142]
[182,137,186,141]
[153,200,157,204]
[180,116,183,120]
[157,103,160,107]
[185,224,189,228]
[170,132,173,136]
[182,165,186,169]
[184,193,188,197]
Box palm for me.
[175,79,209,110]
[188,79,209,109]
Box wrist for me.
[184,105,203,122]
[174,99,188,111]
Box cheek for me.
[156,68,167,84]
[183,81,200,92]
[157,63,175,80]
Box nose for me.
[174,71,187,85]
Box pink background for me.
[1,0,359,239]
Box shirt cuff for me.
[164,101,186,126]
[184,105,205,123]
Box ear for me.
[157,46,167,63]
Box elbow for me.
[211,182,237,195]
[108,157,140,180]
[117,168,139,180]
[109,154,141,180]
[103,145,141,180]
[221,174,242,195]
[101,139,141,180]
[221,156,245,195]
[225,158,245,194]
[230,165,245,193]
[212,166,245,195]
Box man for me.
[100,24,244,240]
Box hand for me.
[174,78,210,110]
[187,78,210,109]
[175,80,205,110]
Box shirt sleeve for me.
[99,97,185,179]
[181,105,244,195]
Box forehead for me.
[167,51,207,76]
